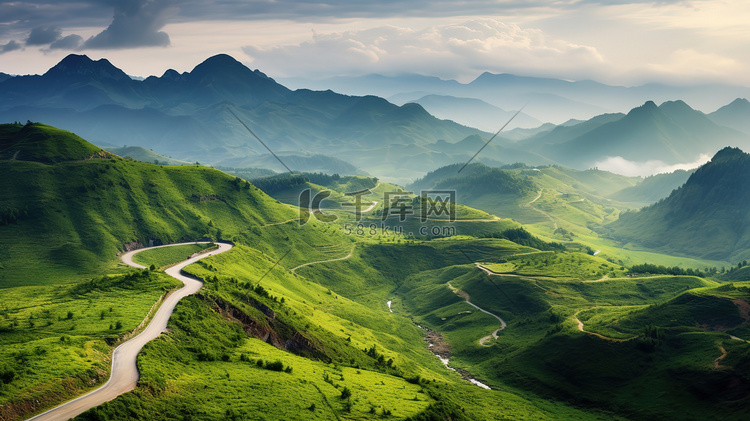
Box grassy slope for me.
[0,124,362,287]
[132,243,214,269]
[393,257,750,420]
[0,270,181,420]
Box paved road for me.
[27,242,233,421]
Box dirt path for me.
[446,281,507,346]
[714,346,728,369]
[28,242,233,421]
[290,246,355,272]
[572,310,635,342]
[262,218,296,227]
[527,190,558,230]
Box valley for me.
[1,53,750,421]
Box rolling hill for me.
[0,122,336,287]
[609,147,750,261]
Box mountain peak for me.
[711,146,748,163]
[625,100,659,117]
[190,54,252,77]
[44,54,130,81]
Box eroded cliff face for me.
[210,296,329,362]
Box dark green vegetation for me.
[610,147,750,261]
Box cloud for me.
[0,40,22,54]
[594,153,711,177]
[50,34,84,50]
[82,0,177,49]
[25,26,62,46]
[643,49,739,84]
[242,19,605,80]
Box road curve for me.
[446,281,507,346]
[27,242,233,421]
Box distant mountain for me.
[608,169,694,204]
[406,94,541,131]
[708,98,750,135]
[609,147,750,261]
[0,54,484,179]
[521,112,625,148]
[0,72,12,83]
[285,72,750,125]
[537,101,750,169]
[105,146,191,165]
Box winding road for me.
[446,281,507,346]
[27,242,233,421]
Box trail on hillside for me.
[290,246,355,272]
[28,242,233,421]
[446,281,507,346]
[527,190,558,229]
[714,346,728,369]
[572,310,635,342]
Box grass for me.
[0,270,180,420]
[132,243,215,268]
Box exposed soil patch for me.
[732,299,750,323]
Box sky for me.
[0,0,748,86]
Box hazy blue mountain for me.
[104,146,192,165]
[0,54,484,179]
[0,72,12,83]
[608,169,694,204]
[408,94,541,131]
[708,98,750,135]
[539,100,749,169]
[500,123,557,142]
[609,147,750,261]
[286,72,750,125]
[521,112,625,148]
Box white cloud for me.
[594,153,711,177]
[242,18,605,80]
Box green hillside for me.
[0,123,347,287]
[609,169,694,204]
[609,147,750,261]
[0,122,113,163]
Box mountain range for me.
[2,54,750,184]
[282,72,750,125]
[0,54,484,182]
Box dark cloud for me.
[0,40,22,54]
[83,0,177,49]
[50,34,84,50]
[25,26,62,46]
